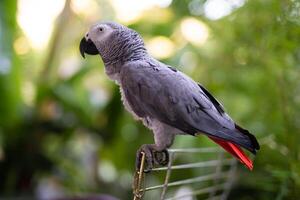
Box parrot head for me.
[80,22,146,64]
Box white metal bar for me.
[160,152,174,200]
[144,172,229,192]
[168,147,222,153]
[209,152,224,198]
[220,159,237,200]
[152,158,234,171]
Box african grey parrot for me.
[79,22,259,171]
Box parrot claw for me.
[136,144,169,173]
[136,144,154,173]
[154,149,169,166]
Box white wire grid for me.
[133,147,237,200]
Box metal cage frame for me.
[133,147,237,200]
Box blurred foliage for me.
[0,0,300,199]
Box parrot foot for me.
[154,149,169,166]
[136,144,169,173]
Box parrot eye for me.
[98,27,104,32]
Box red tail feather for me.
[209,136,253,170]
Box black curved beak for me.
[79,37,99,58]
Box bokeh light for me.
[203,0,245,20]
[110,0,173,24]
[180,17,209,46]
[146,36,175,59]
[17,0,65,49]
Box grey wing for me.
[120,61,258,153]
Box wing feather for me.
[120,60,258,153]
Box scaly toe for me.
[135,145,155,172]
[154,149,169,166]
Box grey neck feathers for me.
[100,29,147,66]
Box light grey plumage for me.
[80,22,259,170]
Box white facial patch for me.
[88,24,114,44]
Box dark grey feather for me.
[120,60,259,154]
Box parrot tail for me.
[208,136,253,170]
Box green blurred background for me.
[0,0,299,199]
